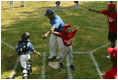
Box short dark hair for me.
[49,12,54,15]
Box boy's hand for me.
[79,24,82,28]
[37,52,41,56]
[76,24,83,30]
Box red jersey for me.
[102,9,117,33]
[58,29,77,46]
[105,66,117,79]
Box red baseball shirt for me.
[102,9,117,33]
[105,66,117,79]
[58,29,77,46]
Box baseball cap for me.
[63,25,71,32]
[107,3,115,8]
[107,47,117,59]
[45,9,54,16]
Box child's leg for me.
[20,55,27,79]
[68,46,75,70]
[59,46,69,64]
[21,1,24,7]
[10,1,14,8]
[75,4,77,8]
[59,5,61,11]
[55,5,58,11]
[68,46,73,65]
[78,2,82,9]
[26,54,32,75]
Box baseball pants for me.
[49,33,64,57]
[59,45,73,65]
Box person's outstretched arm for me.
[76,24,83,30]
[42,27,56,39]
[33,50,41,56]
[88,8,102,13]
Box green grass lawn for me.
[1,1,117,79]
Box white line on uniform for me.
[66,56,73,79]
[41,52,46,79]
[1,41,20,79]
[89,52,103,79]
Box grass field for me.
[1,1,117,79]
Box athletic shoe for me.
[70,65,75,70]
[59,62,64,68]
[48,55,56,60]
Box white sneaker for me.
[56,56,62,60]
[48,55,56,60]
[106,55,110,59]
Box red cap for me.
[63,25,71,32]
[107,47,117,59]
[107,3,115,8]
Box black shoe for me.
[70,65,75,70]
[59,62,64,68]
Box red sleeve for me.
[102,9,108,15]
[58,32,63,37]
[72,29,77,35]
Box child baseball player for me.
[74,1,82,10]
[55,1,61,12]
[16,32,40,79]
[51,25,82,70]
[102,47,117,79]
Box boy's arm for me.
[33,50,41,56]
[29,43,40,56]
[76,25,83,30]
[16,42,21,51]
[88,8,102,14]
